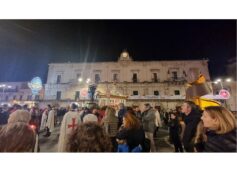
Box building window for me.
[35,95,40,100]
[19,95,23,101]
[133,91,138,95]
[76,73,81,79]
[154,91,159,96]
[75,91,80,101]
[95,74,100,84]
[153,73,158,82]
[174,90,180,95]
[113,73,118,82]
[56,91,61,100]
[172,71,178,80]
[56,75,61,84]
[27,95,32,101]
[132,73,138,83]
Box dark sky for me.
[0,20,236,83]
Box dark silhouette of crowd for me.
[0,101,236,152]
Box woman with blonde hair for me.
[8,110,31,124]
[201,106,236,152]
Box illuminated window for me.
[56,75,61,84]
[95,74,100,83]
[56,91,61,100]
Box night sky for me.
[0,20,236,83]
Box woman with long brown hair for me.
[116,112,145,152]
[67,122,113,152]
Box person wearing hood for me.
[181,101,201,152]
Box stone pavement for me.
[38,125,174,153]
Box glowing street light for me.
[226,78,232,82]
[86,78,91,84]
[78,77,83,82]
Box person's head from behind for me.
[201,106,236,134]
[68,122,112,152]
[13,104,22,110]
[105,107,116,117]
[123,112,140,129]
[0,122,36,152]
[47,104,52,110]
[181,101,197,115]
[118,103,124,110]
[70,102,78,111]
[8,110,31,124]
[92,108,98,114]
[144,103,151,111]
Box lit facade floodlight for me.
[2,84,6,87]
[214,81,218,84]
[226,78,231,82]
[216,79,221,82]
[78,77,83,82]
[7,86,12,88]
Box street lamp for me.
[86,78,91,84]
[214,78,232,89]
[226,78,231,82]
[215,78,223,89]
[78,77,83,83]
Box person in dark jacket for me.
[142,103,156,152]
[118,103,126,128]
[0,105,9,125]
[201,106,236,152]
[168,112,183,152]
[116,112,145,152]
[181,101,201,152]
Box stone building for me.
[44,51,211,110]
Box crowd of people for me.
[0,101,236,152]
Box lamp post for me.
[214,78,232,108]
[214,78,231,90]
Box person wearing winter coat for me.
[168,112,183,152]
[116,112,145,152]
[142,103,156,152]
[101,107,119,151]
[181,101,201,152]
[201,106,236,152]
